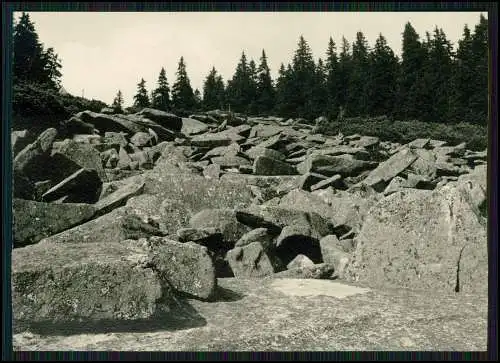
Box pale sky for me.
[18,11,486,107]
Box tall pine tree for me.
[112,90,124,112]
[151,67,170,111]
[325,37,340,118]
[336,36,352,116]
[469,14,488,123]
[226,51,254,113]
[448,24,475,122]
[172,56,196,111]
[291,35,317,120]
[347,31,370,117]
[255,49,276,115]
[203,67,226,110]
[133,78,150,108]
[366,34,399,117]
[13,12,62,88]
[396,22,427,120]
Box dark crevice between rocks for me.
[455,245,466,293]
[275,236,323,267]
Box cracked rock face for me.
[344,181,487,294]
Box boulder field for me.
[11,108,488,350]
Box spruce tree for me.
[311,58,328,118]
[469,14,488,123]
[366,34,399,117]
[291,35,317,120]
[347,31,370,117]
[248,59,259,115]
[133,78,150,109]
[325,37,339,118]
[194,89,202,110]
[151,67,170,111]
[448,24,475,122]
[172,56,196,111]
[256,49,276,115]
[13,12,62,88]
[396,22,427,120]
[423,27,454,122]
[274,63,295,117]
[202,67,226,110]
[227,51,253,113]
[336,36,352,116]
[112,90,124,112]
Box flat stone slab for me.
[13,278,487,351]
[269,279,370,298]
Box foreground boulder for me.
[13,199,96,248]
[148,238,217,300]
[345,182,487,294]
[12,241,164,323]
[226,242,275,278]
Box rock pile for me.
[11,107,488,326]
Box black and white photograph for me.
[6,5,493,353]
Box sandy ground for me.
[13,278,488,351]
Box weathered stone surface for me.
[211,155,251,168]
[130,132,154,147]
[51,139,107,182]
[295,172,328,192]
[315,146,370,160]
[345,183,487,294]
[244,204,334,241]
[148,238,217,300]
[37,207,165,245]
[190,133,239,148]
[383,176,408,195]
[13,199,96,248]
[234,228,274,250]
[12,241,164,323]
[41,168,102,204]
[13,128,58,181]
[245,146,286,162]
[319,235,351,279]
[136,108,183,132]
[181,117,209,136]
[408,138,431,149]
[78,111,145,135]
[350,136,380,149]
[226,242,275,278]
[271,263,336,279]
[310,174,346,191]
[308,188,379,233]
[362,147,418,190]
[13,277,487,351]
[203,163,222,179]
[117,146,133,170]
[297,154,376,178]
[286,254,315,270]
[176,227,222,243]
[253,156,297,176]
[190,209,251,246]
[103,132,128,148]
[94,176,145,215]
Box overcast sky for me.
[19,11,486,107]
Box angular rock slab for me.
[345,183,487,294]
[94,176,145,215]
[12,241,163,323]
[362,147,418,190]
[226,242,275,278]
[148,238,217,300]
[190,209,251,246]
[41,168,103,204]
[253,156,297,176]
[13,199,96,248]
[38,207,165,245]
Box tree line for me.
[13,12,488,125]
